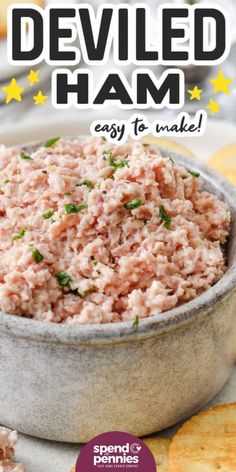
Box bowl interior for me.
[159,146,236,273]
[0,139,236,344]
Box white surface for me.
[0,116,235,472]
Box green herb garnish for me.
[159,205,171,229]
[109,156,129,169]
[13,227,28,241]
[42,170,47,174]
[104,151,129,169]
[64,191,73,196]
[143,143,150,147]
[76,180,94,191]
[64,203,88,214]
[42,210,54,219]
[56,272,72,287]
[45,137,61,148]
[124,199,142,210]
[3,180,10,184]
[20,152,33,160]
[91,255,98,266]
[188,170,200,178]
[32,248,44,263]
[132,316,139,328]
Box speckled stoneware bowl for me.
[0,141,236,443]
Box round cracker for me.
[168,403,236,472]
[207,143,236,186]
[143,437,171,471]
[141,137,194,158]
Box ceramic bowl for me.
[0,142,236,443]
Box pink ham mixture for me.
[0,427,24,472]
[0,138,230,324]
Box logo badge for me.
[75,431,156,471]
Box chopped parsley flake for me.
[20,152,33,160]
[103,151,112,157]
[42,210,54,219]
[13,227,28,241]
[45,137,61,148]
[143,143,150,147]
[124,199,142,210]
[91,255,98,266]
[132,316,139,328]
[3,180,10,184]
[64,191,73,196]
[32,248,44,263]
[104,151,129,169]
[42,170,47,174]
[76,180,94,191]
[159,205,171,229]
[64,203,88,214]
[56,272,72,287]
[56,270,96,296]
[188,170,200,178]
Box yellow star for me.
[33,91,48,106]
[207,98,220,117]
[2,78,24,104]
[28,70,40,86]
[188,86,202,101]
[210,70,233,95]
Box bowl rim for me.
[0,142,236,345]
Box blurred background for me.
[0,0,236,131]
